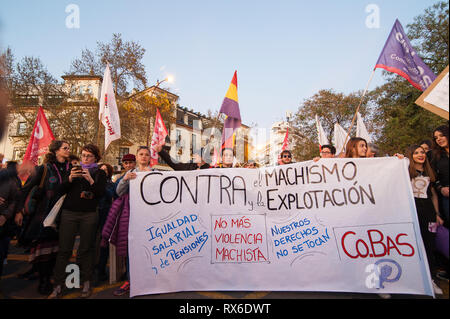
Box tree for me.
[407,1,449,74]
[2,51,100,153]
[369,1,449,155]
[122,89,176,147]
[68,33,147,98]
[290,89,372,161]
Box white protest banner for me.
[415,65,449,120]
[128,158,434,297]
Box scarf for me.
[81,163,99,175]
[81,163,98,170]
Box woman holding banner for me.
[104,145,152,296]
[344,137,368,158]
[406,144,444,295]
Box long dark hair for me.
[44,140,69,164]
[406,144,436,182]
[431,125,449,161]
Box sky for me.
[0,0,440,133]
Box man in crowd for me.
[320,145,336,158]
[279,150,293,165]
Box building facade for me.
[1,74,252,171]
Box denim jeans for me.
[54,209,98,286]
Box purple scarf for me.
[81,163,98,169]
[81,163,99,175]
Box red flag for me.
[281,127,289,151]
[150,108,168,167]
[23,106,55,166]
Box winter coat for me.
[101,193,130,257]
[19,162,70,246]
[0,172,20,238]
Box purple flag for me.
[219,71,241,148]
[375,19,436,91]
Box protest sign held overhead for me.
[415,65,449,120]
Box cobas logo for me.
[334,224,417,290]
[340,228,415,259]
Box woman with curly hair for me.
[19,140,71,295]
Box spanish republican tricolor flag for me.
[219,71,241,149]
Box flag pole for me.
[339,69,376,155]
[96,119,102,149]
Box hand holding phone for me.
[69,165,83,182]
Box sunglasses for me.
[282,155,292,158]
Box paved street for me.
[0,240,447,300]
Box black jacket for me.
[428,150,449,189]
[61,167,107,212]
[158,149,210,171]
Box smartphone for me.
[72,165,83,174]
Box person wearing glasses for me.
[50,144,106,298]
[278,150,293,165]
[320,145,336,158]
[312,144,336,162]
[18,140,71,295]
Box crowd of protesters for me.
[0,124,448,299]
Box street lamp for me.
[145,76,174,147]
